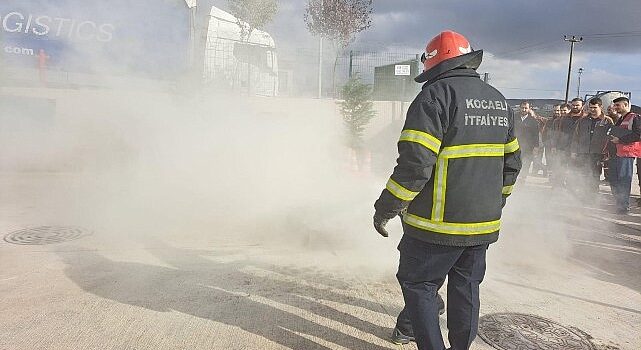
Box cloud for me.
[480,53,567,99]
[363,0,641,58]
[210,0,641,102]
[259,0,640,60]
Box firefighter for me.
[373,30,521,350]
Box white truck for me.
[203,6,278,96]
[585,91,630,110]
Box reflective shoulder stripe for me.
[502,185,514,195]
[505,138,520,153]
[399,130,441,155]
[440,144,505,158]
[404,213,500,235]
[386,178,420,201]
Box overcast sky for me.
[213,0,641,102]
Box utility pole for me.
[188,0,198,84]
[576,67,584,98]
[188,0,206,89]
[318,37,323,98]
[563,35,583,103]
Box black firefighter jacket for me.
[374,51,522,247]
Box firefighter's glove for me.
[373,212,391,238]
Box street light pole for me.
[317,0,324,99]
[188,0,205,88]
[318,37,323,99]
[577,67,584,98]
[564,35,583,103]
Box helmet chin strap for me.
[414,50,484,83]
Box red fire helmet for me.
[421,30,473,72]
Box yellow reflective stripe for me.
[502,185,514,195]
[404,213,500,235]
[386,178,420,201]
[505,138,520,153]
[431,157,448,221]
[399,130,441,155]
[440,144,505,158]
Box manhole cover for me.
[478,313,595,350]
[4,226,91,245]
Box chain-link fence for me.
[336,51,421,101]
[203,37,279,97]
[337,51,420,83]
[0,37,422,102]
[277,47,422,100]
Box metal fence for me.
[336,51,421,101]
[203,37,279,97]
[336,51,420,84]
[277,47,422,100]
[0,43,423,101]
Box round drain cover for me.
[478,313,595,350]
[4,226,91,245]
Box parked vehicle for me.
[204,6,278,96]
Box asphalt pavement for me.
[1,172,639,350]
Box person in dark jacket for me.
[549,103,571,187]
[603,104,621,183]
[609,96,641,214]
[373,30,521,350]
[556,99,584,187]
[514,101,541,179]
[543,105,562,181]
[570,98,612,197]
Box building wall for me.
[0,0,191,85]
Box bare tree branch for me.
[304,0,373,50]
[228,0,279,41]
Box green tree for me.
[338,76,376,148]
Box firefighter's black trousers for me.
[396,235,488,350]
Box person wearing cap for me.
[373,30,521,350]
[609,96,641,214]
